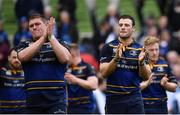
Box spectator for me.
[57,10,79,43]
[15,0,44,21]
[0,20,10,68]
[13,16,32,46]
[57,0,77,24]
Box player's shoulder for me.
[158,57,168,64]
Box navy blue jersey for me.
[142,58,177,102]
[66,60,96,109]
[0,66,26,112]
[17,40,68,107]
[100,39,143,97]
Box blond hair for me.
[144,36,159,47]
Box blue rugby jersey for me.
[66,61,96,109]
[0,66,26,112]
[17,40,68,107]
[100,39,143,97]
[142,58,177,102]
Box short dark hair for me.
[8,47,17,56]
[28,13,46,23]
[119,15,135,26]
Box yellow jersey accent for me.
[0,75,24,80]
[26,80,64,84]
[68,96,89,101]
[26,86,63,90]
[107,84,136,88]
[0,100,26,103]
[0,105,26,108]
[70,66,87,70]
[143,97,167,100]
[153,64,168,67]
[106,90,130,94]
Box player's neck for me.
[119,37,133,46]
[72,57,81,66]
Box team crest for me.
[157,66,164,72]
[6,70,12,75]
[113,48,117,54]
[77,69,82,74]
[129,50,137,56]
[67,68,72,73]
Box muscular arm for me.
[139,63,151,80]
[18,37,45,62]
[163,82,177,92]
[138,49,151,80]
[161,76,177,92]
[65,73,98,90]
[140,73,153,90]
[47,17,71,64]
[75,76,98,90]
[100,44,123,78]
[100,58,118,78]
[49,37,71,63]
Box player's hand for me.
[46,17,55,36]
[114,43,125,60]
[139,47,146,62]
[65,73,77,84]
[148,73,154,85]
[160,74,169,87]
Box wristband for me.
[48,34,56,41]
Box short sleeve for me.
[100,44,113,63]
[167,64,177,84]
[86,64,96,77]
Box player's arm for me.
[47,17,71,64]
[100,44,123,78]
[65,73,98,90]
[100,59,118,78]
[161,75,177,92]
[140,73,154,90]
[18,36,46,62]
[138,48,151,80]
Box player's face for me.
[29,18,47,40]
[146,43,159,62]
[118,19,134,39]
[8,50,21,69]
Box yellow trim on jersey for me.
[109,44,142,50]
[109,44,118,48]
[68,96,89,101]
[76,74,86,78]
[125,47,142,50]
[71,66,86,70]
[26,86,63,91]
[143,97,167,100]
[153,64,168,67]
[0,75,24,80]
[121,57,139,60]
[0,105,26,108]
[26,80,64,84]
[0,100,26,103]
[107,84,136,88]
[106,90,130,94]
[153,73,166,76]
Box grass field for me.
[1,0,160,37]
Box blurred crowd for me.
[0,0,180,114]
